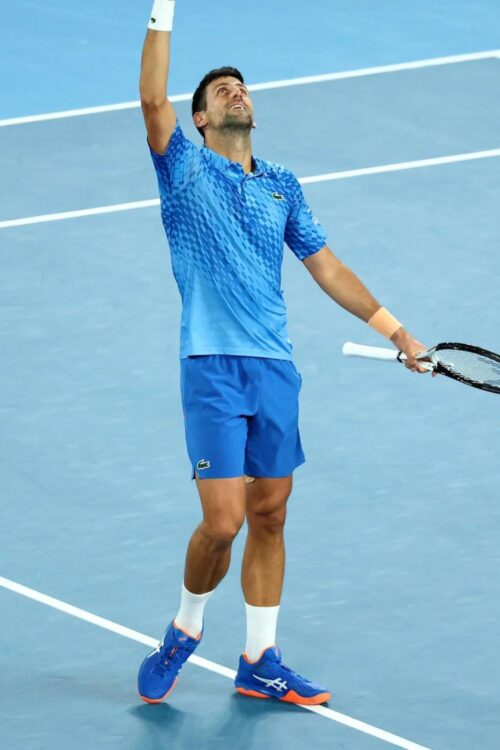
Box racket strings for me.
[435,349,500,387]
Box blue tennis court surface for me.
[1,2,499,749]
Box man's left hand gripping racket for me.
[342,342,500,394]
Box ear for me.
[193,111,207,129]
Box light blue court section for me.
[2,5,500,750]
[2,0,500,118]
[2,157,500,750]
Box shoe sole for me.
[236,687,270,699]
[236,686,331,705]
[140,678,178,704]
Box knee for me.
[247,498,288,536]
[201,516,244,550]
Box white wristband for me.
[148,0,175,32]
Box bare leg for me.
[241,476,292,606]
[183,475,247,594]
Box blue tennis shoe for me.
[234,646,331,704]
[138,620,202,703]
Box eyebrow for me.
[214,82,248,92]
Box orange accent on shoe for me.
[140,678,178,704]
[242,645,276,664]
[236,687,270,699]
[173,620,202,640]
[280,689,332,705]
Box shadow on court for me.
[129,696,332,750]
[128,704,189,750]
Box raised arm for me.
[140,0,177,154]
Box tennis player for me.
[137,0,429,705]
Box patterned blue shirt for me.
[150,123,327,359]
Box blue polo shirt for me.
[150,123,327,360]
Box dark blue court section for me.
[1,3,500,750]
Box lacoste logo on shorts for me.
[272,192,284,201]
[196,459,211,470]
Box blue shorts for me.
[180,355,305,480]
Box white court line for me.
[0,575,431,750]
[299,148,500,184]
[1,147,499,231]
[0,49,498,128]
[0,199,161,229]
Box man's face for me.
[195,77,254,135]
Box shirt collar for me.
[201,145,266,179]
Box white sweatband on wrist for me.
[148,0,175,32]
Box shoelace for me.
[152,644,192,677]
[268,659,315,687]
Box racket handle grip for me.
[342,342,435,370]
[342,341,400,361]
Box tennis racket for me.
[342,341,500,394]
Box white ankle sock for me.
[244,602,280,662]
[175,584,214,638]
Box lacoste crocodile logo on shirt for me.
[272,192,284,201]
[196,459,211,470]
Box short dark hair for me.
[191,66,245,138]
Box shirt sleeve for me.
[149,122,201,194]
[284,174,328,260]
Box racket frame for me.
[420,342,500,393]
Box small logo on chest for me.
[272,192,285,201]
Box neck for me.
[204,130,253,174]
